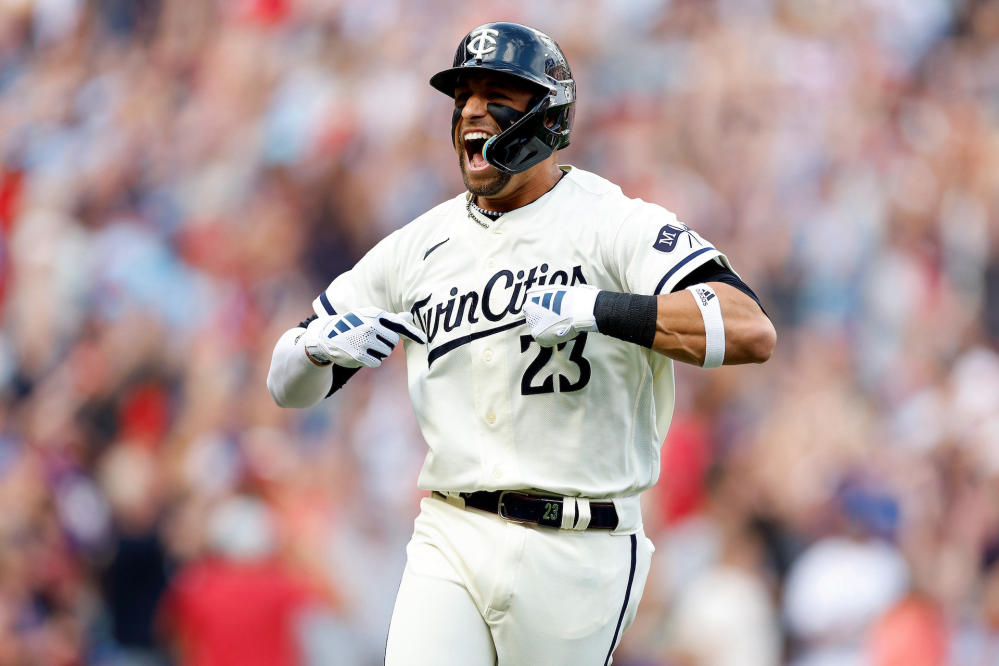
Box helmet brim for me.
[430,64,553,99]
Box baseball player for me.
[267,22,775,666]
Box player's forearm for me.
[653,283,775,365]
[267,327,333,408]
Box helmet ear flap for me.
[544,104,573,149]
[544,106,567,133]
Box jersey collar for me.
[463,165,574,230]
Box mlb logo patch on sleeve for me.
[653,223,700,253]
[654,224,685,252]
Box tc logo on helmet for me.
[467,28,499,58]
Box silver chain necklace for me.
[466,197,504,229]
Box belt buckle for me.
[497,491,532,524]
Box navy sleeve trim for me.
[654,247,714,294]
[319,292,336,315]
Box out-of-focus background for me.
[1,0,998,664]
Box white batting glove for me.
[522,285,601,347]
[302,308,427,368]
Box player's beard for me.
[459,154,512,198]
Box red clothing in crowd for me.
[161,558,316,666]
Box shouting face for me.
[453,72,537,198]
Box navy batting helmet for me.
[430,22,575,174]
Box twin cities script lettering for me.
[412,262,587,344]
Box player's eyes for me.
[454,90,509,106]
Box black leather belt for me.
[432,490,619,530]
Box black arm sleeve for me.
[326,365,362,398]
[672,259,768,316]
[296,314,362,397]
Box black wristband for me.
[593,291,658,348]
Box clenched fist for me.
[522,285,600,347]
[303,308,426,368]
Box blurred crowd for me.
[1,0,998,664]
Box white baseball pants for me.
[384,495,654,665]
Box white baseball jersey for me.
[312,166,731,499]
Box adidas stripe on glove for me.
[302,308,426,368]
[522,285,600,347]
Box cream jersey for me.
[312,166,731,499]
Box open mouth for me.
[463,131,494,172]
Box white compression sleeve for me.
[685,284,725,369]
[267,327,334,408]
